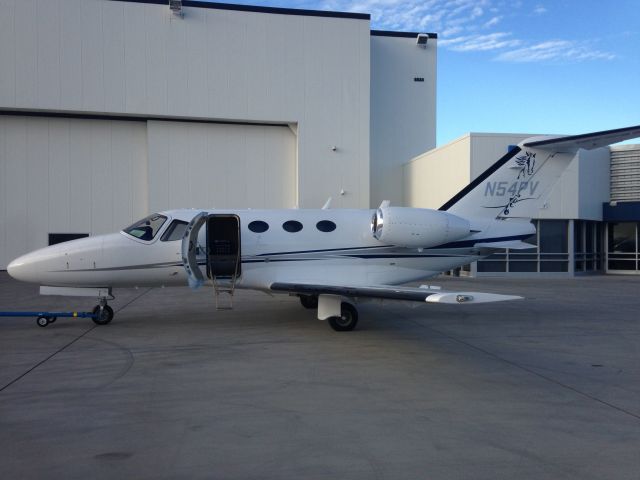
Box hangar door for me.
[0,115,147,269]
[147,121,297,212]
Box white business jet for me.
[7,125,640,330]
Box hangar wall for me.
[370,32,437,207]
[0,0,370,211]
[0,115,148,268]
[147,121,296,212]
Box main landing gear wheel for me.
[328,303,359,332]
[92,305,114,325]
[299,294,319,309]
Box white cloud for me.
[495,40,616,62]
[442,26,464,36]
[533,5,547,15]
[319,0,616,63]
[483,15,501,28]
[321,0,490,33]
[440,32,521,52]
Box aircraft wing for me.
[522,124,640,152]
[270,282,522,304]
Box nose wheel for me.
[92,304,114,325]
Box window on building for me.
[508,227,537,272]
[479,220,568,273]
[574,220,584,271]
[477,253,506,272]
[608,222,637,271]
[596,223,605,270]
[539,220,568,272]
[585,222,595,270]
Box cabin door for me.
[206,215,242,279]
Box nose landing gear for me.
[92,299,114,325]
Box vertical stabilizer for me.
[440,146,574,219]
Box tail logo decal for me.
[483,151,540,216]
[516,151,536,178]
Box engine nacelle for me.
[371,207,471,248]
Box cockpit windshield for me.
[123,214,168,241]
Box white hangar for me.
[0,0,437,269]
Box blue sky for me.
[215,0,639,146]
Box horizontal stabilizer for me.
[522,124,640,152]
[475,240,535,249]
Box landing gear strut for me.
[328,302,358,332]
[299,294,318,309]
[92,299,114,325]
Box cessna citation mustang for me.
[7,125,640,331]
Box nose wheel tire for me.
[328,303,358,332]
[92,305,114,325]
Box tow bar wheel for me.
[37,316,49,328]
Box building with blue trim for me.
[405,135,640,275]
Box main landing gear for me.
[299,294,359,332]
[299,294,318,309]
[328,302,359,332]
[92,298,114,325]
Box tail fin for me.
[439,125,640,219]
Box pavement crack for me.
[0,324,97,393]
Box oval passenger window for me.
[282,220,303,233]
[316,220,336,232]
[248,220,269,233]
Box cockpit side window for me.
[161,220,189,242]
[123,214,168,241]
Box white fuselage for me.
[7,208,534,291]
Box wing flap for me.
[270,282,522,304]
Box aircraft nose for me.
[7,244,70,284]
[7,236,106,286]
[7,253,39,283]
